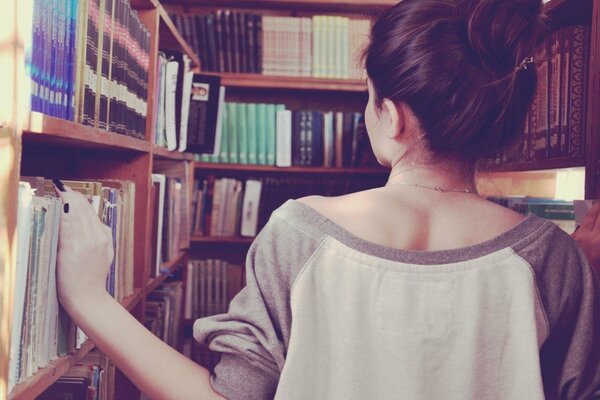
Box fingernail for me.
[63,203,70,213]
[53,179,66,192]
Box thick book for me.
[186,74,222,154]
[164,57,180,151]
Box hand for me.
[572,201,600,271]
[53,183,114,311]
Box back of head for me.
[364,0,546,164]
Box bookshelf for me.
[3,0,195,398]
[1,0,599,399]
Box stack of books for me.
[26,0,150,138]
[9,178,134,392]
[171,11,370,79]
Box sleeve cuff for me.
[210,354,279,400]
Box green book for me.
[227,103,238,164]
[247,103,258,164]
[218,103,230,163]
[257,103,268,165]
[267,104,285,165]
[236,103,247,164]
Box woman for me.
[55,0,600,398]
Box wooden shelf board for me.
[163,0,396,12]
[484,157,585,172]
[213,73,367,92]
[152,145,195,160]
[8,340,96,400]
[122,288,145,311]
[191,236,254,244]
[23,112,151,152]
[194,162,388,175]
[146,252,187,292]
[156,1,201,67]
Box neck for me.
[386,160,477,193]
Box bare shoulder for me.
[297,190,379,220]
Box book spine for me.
[230,12,240,73]
[559,26,571,156]
[237,103,248,164]
[568,25,589,157]
[276,108,292,167]
[548,32,561,158]
[254,14,262,74]
[532,39,549,160]
[229,103,239,164]
[223,10,232,73]
[238,12,248,73]
[195,15,209,72]
[206,14,217,72]
[247,103,258,164]
[246,14,255,74]
[256,103,267,165]
[215,10,224,72]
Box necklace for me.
[389,182,479,194]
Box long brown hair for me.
[364,0,546,163]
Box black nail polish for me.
[53,179,66,192]
[63,203,70,213]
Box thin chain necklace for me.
[389,182,479,194]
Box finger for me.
[581,201,600,232]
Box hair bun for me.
[465,0,546,74]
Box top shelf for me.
[162,0,396,13]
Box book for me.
[240,179,262,237]
[186,74,222,154]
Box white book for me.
[276,109,292,167]
[8,183,33,391]
[165,60,179,151]
[44,198,62,364]
[152,174,166,276]
[156,52,167,146]
[240,180,263,237]
[178,55,194,152]
[323,111,334,167]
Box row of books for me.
[26,0,150,138]
[493,25,590,165]
[151,162,192,277]
[488,196,576,233]
[192,175,386,238]
[153,50,223,154]
[171,11,370,79]
[197,103,378,168]
[9,178,134,392]
[185,259,244,320]
[527,25,589,161]
[145,281,184,350]
[38,351,114,400]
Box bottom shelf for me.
[9,340,96,400]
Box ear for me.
[381,98,403,139]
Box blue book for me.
[66,0,79,120]
[29,0,42,112]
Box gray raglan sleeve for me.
[516,223,600,400]
[193,211,324,400]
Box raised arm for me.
[54,185,224,400]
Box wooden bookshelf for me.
[122,289,145,312]
[146,252,187,293]
[154,0,201,67]
[23,112,151,153]
[217,73,367,92]
[8,340,96,400]
[153,145,195,160]
[195,162,388,175]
